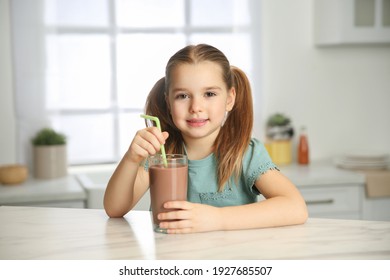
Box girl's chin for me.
[181,126,221,141]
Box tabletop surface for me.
[0,206,389,260]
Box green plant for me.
[267,113,291,127]
[32,128,67,146]
[266,113,294,140]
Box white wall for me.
[0,0,16,165]
[1,0,389,165]
[260,0,390,160]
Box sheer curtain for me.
[10,0,262,170]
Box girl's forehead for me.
[170,61,225,85]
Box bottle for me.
[298,126,309,165]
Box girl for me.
[104,44,308,234]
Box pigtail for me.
[214,66,253,191]
[145,77,184,154]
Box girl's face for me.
[167,61,235,144]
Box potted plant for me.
[32,128,67,179]
[265,113,294,165]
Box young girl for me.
[104,44,308,234]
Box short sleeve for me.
[142,158,149,172]
[242,138,279,194]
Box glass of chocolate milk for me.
[148,154,188,233]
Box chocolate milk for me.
[149,164,188,227]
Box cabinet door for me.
[362,197,390,221]
[315,0,390,45]
[299,185,363,219]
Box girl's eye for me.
[205,91,216,97]
[175,93,189,100]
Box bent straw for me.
[140,114,168,167]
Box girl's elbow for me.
[105,209,124,218]
[104,202,127,218]
[297,201,309,224]
[300,209,309,224]
[104,209,126,218]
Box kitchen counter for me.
[0,176,86,208]
[0,206,389,260]
[279,160,366,186]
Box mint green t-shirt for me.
[145,138,278,208]
[186,138,278,207]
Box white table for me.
[0,206,389,260]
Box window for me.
[12,0,256,166]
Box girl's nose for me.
[189,97,203,113]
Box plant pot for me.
[265,140,292,165]
[33,145,67,179]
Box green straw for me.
[140,114,168,167]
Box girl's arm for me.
[158,170,308,233]
[103,127,168,217]
[218,169,308,230]
[103,158,148,217]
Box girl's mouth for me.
[186,118,208,127]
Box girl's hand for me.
[126,127,169,164]
[157,201,222,234]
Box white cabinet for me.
[280,161,390,221]
[362,196,390,221]
[314,0,390,45]
[299,184,363,219]
[76,171,151,210]
[280,162,365,220]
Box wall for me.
[260,0,390,160]
[0,0,16,165]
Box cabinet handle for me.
[305,199,334,205]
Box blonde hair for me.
[145,44,253,191]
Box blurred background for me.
[1,0,390,169]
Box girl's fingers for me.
[166,228,192,234]
[158,209,189,221]
[139,128,163,148]
[144,127,168,145]
[133,127,168,154]
[159,220,192,233]
[127,127,168,163]
[163,201,191,210]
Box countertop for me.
[0,206,389,260]
[0,176,86,205]
[279,161,366,187]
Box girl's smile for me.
[186,118,209,127]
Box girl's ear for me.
[226,87,236,112]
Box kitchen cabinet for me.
[280,161,366,220]
[362,196,390,221]
[0,175,86,208]
[299,184,362,219]
[314,0,390,45]
[75,169,151,210]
